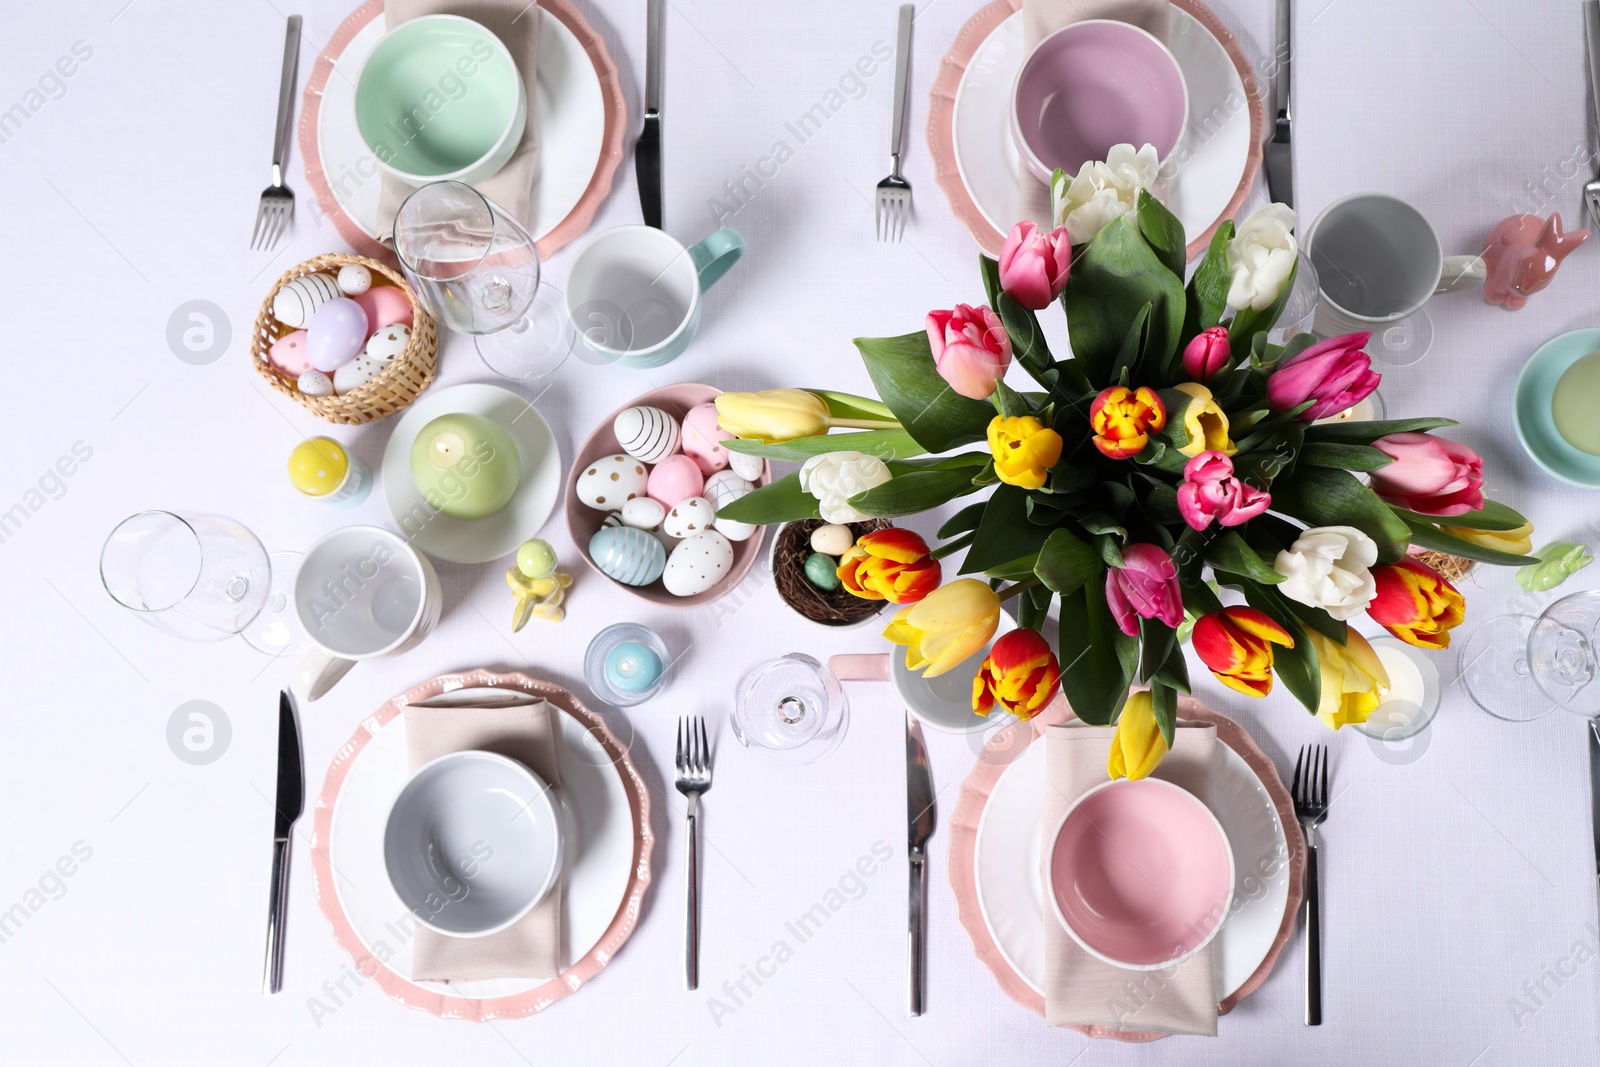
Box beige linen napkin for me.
[1018,0,1170,225]
[402,701,563,982]
[1041,721,1220,1035]
[377,0,542,230]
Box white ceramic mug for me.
[1302,192,1486,337]
[292,526,443,701]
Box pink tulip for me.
[1266,331,1381,421]
[927,303,1012,400]
[1369,432,1485,516]
[998,221,1071,310]
[1177,451,1271,530]
[1182,326,1231,382]
[1105,543,1184,637]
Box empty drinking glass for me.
[1463,591,1600,721]
[731,654,849,765]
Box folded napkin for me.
[377,0,543,232]
[402,700,563,982]
[1041,720,1220,1035]
[1017,0,1170,225]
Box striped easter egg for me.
[271,272,341,329]
[613,406,681,464]
[588,525,667,586]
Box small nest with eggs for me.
[774,519,892,626]
[1413,549,1476,585]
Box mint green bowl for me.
[1512,327,1600,489]
[354,15,526,187]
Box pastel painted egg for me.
[662,531,734,596]
[810,523,855,556]
[267,330,313,376]
[353,284,414,330]
[703,471,757,542]
[272,272,339,329]
[337,263,372,295]
[680,402,735,475]
[297,370,334,397]
[620,497,667,531]
[589,526,667,586]
[364,324,411,362]
[805,552,841,591]
[728,450,765,482]
[662,497,716,539]
[333,355,386,395]
[613,405,681,464]
[575,453,649,512]
[306,297,369,373]
[647,454,704,508]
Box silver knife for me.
[1588,720,1600,898]
[1583,1,1600,229]
[906,712,935,1017]
[1263,0,1294,210]
[263,690,303,995]
[634,0,663,228]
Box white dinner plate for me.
[381,383,562,564]
[974,732,1291,998]
[316,8,606,244]
[952,9,1253,249]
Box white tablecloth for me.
[2,0,1598,1063]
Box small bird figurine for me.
[1482,212,1590,310]
[506,538,573,631]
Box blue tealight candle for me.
[603,641,663,694]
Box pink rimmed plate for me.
[948,695,1304,1041]
[299,0,626,262]
[928,0,1264,260]
[309,669,652,1020]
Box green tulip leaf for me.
[1304,416,1459,445]
[1034,527,1103,596]
[714,471,820,524]
[1060,216,1185,385]
[847,469,982,516]
[961,485,1051,574]
[1241,582,1322,715]
[854,331,996,453]
[1057,584,1136,726]
[1184,221,1234,336]
[997,292,1053,379]
[1138,616,1177,686]
[979,253,1002,308]
[938,501,988,539]
[1402,519,1539,566]
[1391,497,1529,533]
[1269,465,1412,563]
[1149,680,1179,748]
[1227,257,1298,360]
[803,389,897,423]
[1136,188,1187,281]
[1298,441,1396,472]
[1206,530,1286,584]
[724,428,925,462]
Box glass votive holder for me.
[1267,254,1321,345]
[1354,636,1442,743]
[584,623,669,707]
[1313,389,1385,426]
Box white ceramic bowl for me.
[383,750,562,937]
[893,611,1019,733]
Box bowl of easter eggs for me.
[251,253,439,424]
[564,384,771,608]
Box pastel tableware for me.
[1047,777,1234,970]
[1514,328,1600,488]
[354,15,526,187]
[292,525,443,701]
[565,226,744,368]
[383,750,562,937]
[408,412,522,520]
[584,622,670,706]
[891,613,1017,733]
[287,436,371,508]
[1010,20,1188,183]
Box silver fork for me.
[1292,744,1329,1027]
[252,15,302,251]
[875,4,914,242]
[674,715,713,990]
[1584,1,1600,229]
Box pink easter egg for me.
[352,284,415,330]
[267,329,313,377]
[646,455,705,507]
[306,297,369,373]
[680,402,735,475]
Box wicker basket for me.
[251,253,439,424]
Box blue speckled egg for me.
[589,525,667,586]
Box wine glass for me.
[1463,591,1600,721]
[731,654,849,765]
[392,180,574,380]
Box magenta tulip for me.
[1177,451,1271,531]
[998,221,1071,310]
[1368,432,1485,516]
[927,303,1012,400]
[1105,543,1184,637]
[1266,331,1381,421]
[1182,326,1231,382]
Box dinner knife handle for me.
[1303,842,1321,1025]
[908,850,926,1017]
[685,799,699,991]
[263,837,291,995]
[1273,0,1291,123]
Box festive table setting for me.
[9,0,1600,1064]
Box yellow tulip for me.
[987,414,1064,489]
[1439,520,1534,557]
[882,578,1001,677]
[1307,630,1389,730]
[1163,382,1236,457]
[1108,690,1168,780]
[714,389,830,443]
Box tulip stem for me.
[995,576,1041,602]
[930,531,976,560]
[827,418,903,431]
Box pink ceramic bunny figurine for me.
[1481,212,1590,309]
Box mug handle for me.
[829,653,890,682]
[688,227,745,292]
[1436,254,1487,294]
[292,646,357,702]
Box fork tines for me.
[251,190,293,252]
[676,715,711,786]
[875,184,910,243]
[1292,744,1329,817]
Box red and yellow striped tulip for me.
[972,628,1060,720]
[1089,385,1165,460]
[883,578,1001,677]
[1191,606,1295,697]
[1367,555,1465,650]
[837,528,942,604]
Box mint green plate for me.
[354,15,525,185]
[1513,327,1600,489]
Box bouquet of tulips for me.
[714,186,1537,779]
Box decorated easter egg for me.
[267,330,314,377]
[363,324,411,362]
[297,370,334,397]
[647,455,704,508]
[589,525,667,586]
[810,523,854,556]
[575,453,649,512]
[601,513,625,529]
[703,471,757,542]
[333,355,385,395]
[680,402,735,475]
[662,530,734,596]
[662,497,716,540]
[728,450,765,482]
[516,538,558,579]
[613,405,681,464]
[621,497,667,531]
[804,553,841,591]
[272,273,340,329]
[353,284,414,330]
[307,297,369,373]
[337,263,372,295]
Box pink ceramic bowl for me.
[1010,20,1188,184]
[1046,777,1233,970]
[564,383,770,608]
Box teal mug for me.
[565,226,744,368]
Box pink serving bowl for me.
[1046,777,1233,970]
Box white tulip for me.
[798,451,892,524]
[1050,143,1161,246]
[1273,525,1378,621]
[1225,202,1298,311]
